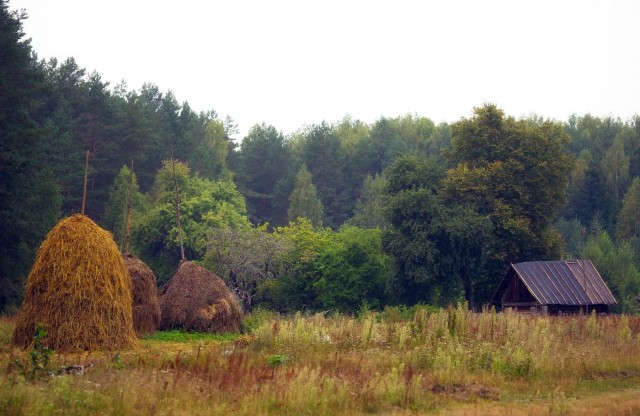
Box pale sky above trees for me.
[11,0,640,139]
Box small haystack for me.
[12,214,138,351]
[122,253,161,336]
[159,261,243,333]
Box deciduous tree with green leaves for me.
[383,155,447,306]
[102,164,148,250]
[616,178,640,242]
[382,155,491,308]
[311,226,390,313]
[264,219,328,312]
[190,119,232,181]
[257,220,390,313]
[583,230,640,313]
[443,105,574,288]
[348,173,389,230]
[133,160,249,283]
[287,164,324,229]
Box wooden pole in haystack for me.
[81,149,90,215]
[171,149,186,262]
[124,160,134,255]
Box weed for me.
[110,352,124,370]
[0,312,639,414]
[357,300,371,319]
[12,323,53,382]
[241,307,277,333]
[266,354,290,367]
[547,389,570,416]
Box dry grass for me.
[11,214,138,351]
[1,308,639,415]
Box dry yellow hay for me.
[12,214,138,351]
[122,253,161,336]
[159,260,243,333]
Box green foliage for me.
[574,161,612,229]
[257,220,390,313]
[234,123,292,226]
[602,135,630,200]
[5,0,640,317]
[383,154,491,307]
[190,119,232,181]
[143,330,238,343]
[616,177,640,242]
[348,173,390,230]
[297,123,350,228]
[266,354,290,367]
[2,310,640,414]
[0,4,63,312]
[383,155,448,305]
[287,164,324,229]
[133,160,249,283]
[492,348,537,378]
[102,165,147,250]
[564,115,633,229]
[562,149,592,220]
[110,352,124,370]
[311,226,390,313]
[443,104,574,296]
[582,231,640,312]
[240,307,278,333]
[555,216,586,258]
[12,324,53,382]
[432,205,492,309]
[263,220,329,312]
[379,304,441,322]
[334,115,371,156]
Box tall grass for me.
[1,308,639,415]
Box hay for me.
[12,214,138,351]
[122,253,160,336]
[159,261,243,333]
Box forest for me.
[2,2,640,315]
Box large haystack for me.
[122,253,161,336]
[12,214,138,351]
[159,261,243,333]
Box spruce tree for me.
[0,1,60,311]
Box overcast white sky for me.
[9,0,640,139]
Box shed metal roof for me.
[493,260,617,306]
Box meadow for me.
[1,306,640,415]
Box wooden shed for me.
[491,260,617,314]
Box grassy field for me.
[1,306,640,415]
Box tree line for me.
[2,1,640,313]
